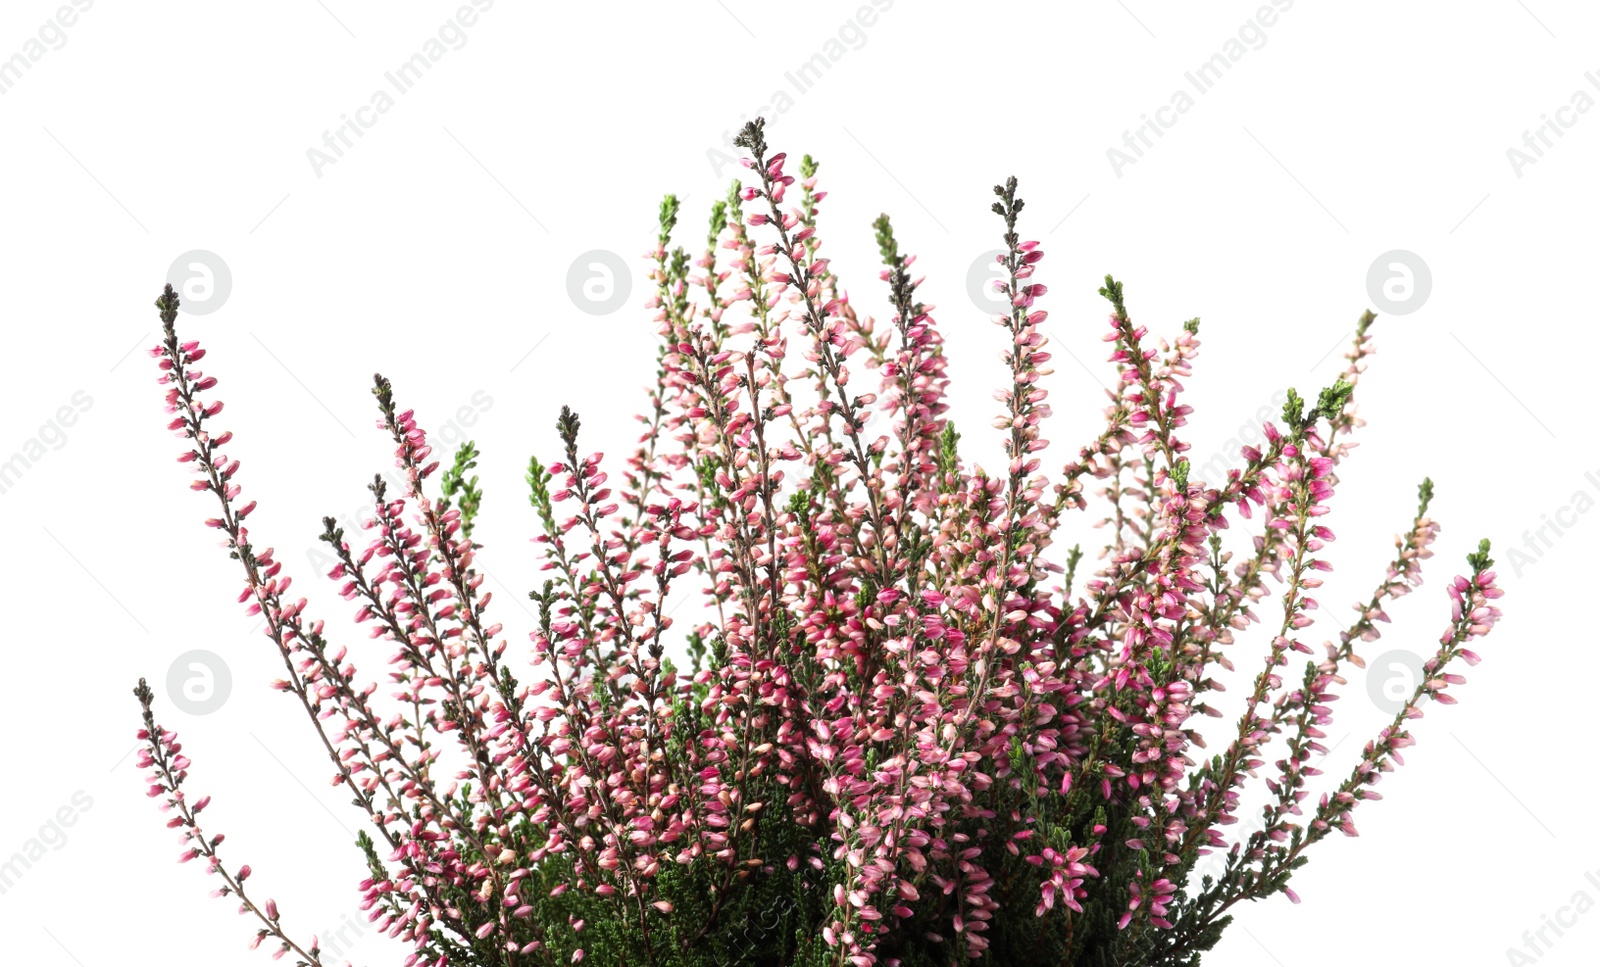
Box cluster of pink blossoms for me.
[133,118,1502,967]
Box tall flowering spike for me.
[130,127,1502,967]
[132,678,327,966]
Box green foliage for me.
[1282,378,1355,437]
[658,193,681,248]
[1170,457,1190,491]
[937,421,962,490]
[1098,274,1128,320]
[707,199,728,250]
[1467,537,1494,572]
[440,440,484,539]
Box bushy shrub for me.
[133,118,1502,967]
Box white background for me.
[0,2,1594,965]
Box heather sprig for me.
[131,122,1502,967]
[134,678,328,967]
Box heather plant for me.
[132,117,1504,967]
